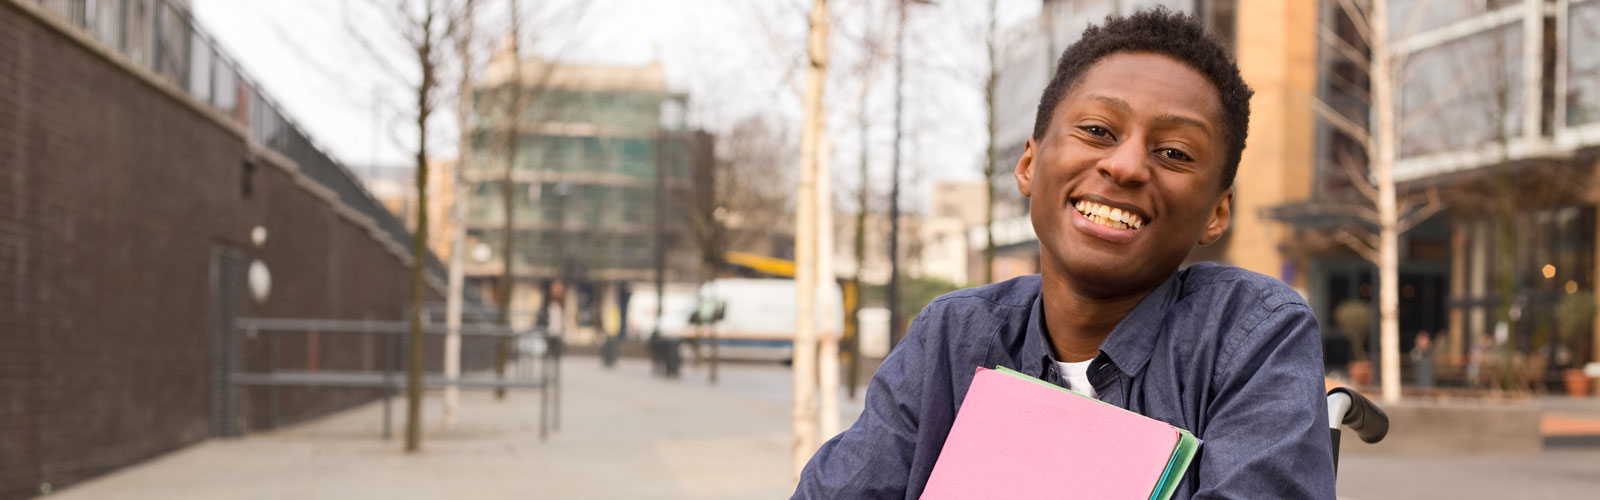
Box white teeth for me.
[1075,199,1145,230]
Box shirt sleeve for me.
[1192,302,1337,500]
[791,310,933,499]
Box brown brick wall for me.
[0,4,457,499]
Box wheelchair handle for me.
[1327,387,1389,444]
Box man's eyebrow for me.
[1153,113,1212,138]
[1085,94,1133,114]
[1083,94,1214,137]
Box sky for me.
[191,0,1039,213]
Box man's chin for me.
[1049,249,1180,299]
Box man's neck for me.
[1039,268,1161,363]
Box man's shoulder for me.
[1177,263,1307,311]
[925,275,1041,313]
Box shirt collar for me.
[1020,271,1184,379]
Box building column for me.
[1593,209,1600,368]
[1227,0,1317,283]
[1449,220,1467,365]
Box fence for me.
[225,317,562,440]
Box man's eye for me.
[1080,126,1111,138]
[1159,148,1192,161]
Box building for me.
[461,48,700,343]
[1,1,461,498]
[986,0,1600,384]
[1270,0,1600,378]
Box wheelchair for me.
[1327,386,1390,476]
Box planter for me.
[1563,368,1591,397]
[1349,360,1374,387]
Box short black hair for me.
[1032,7,1253,188]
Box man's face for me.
[1015,52,1233,298]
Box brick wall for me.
[0,4,462,499]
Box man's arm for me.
[791,315,931,499]
[1192,302,1336,500]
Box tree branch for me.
[1397,188,1445,234]
[1335,143,1380,204]
[1320,23,1372,71]
[1335,0,1372,46]
[342,0,416,89]
[1314,98,1372,150]
[1335,226,1381,263]
[1400,56,1493,136]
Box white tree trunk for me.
[818,135,841,440]
[444,0,477,428]
[792,0,828,480]
[1370,0,1402,404]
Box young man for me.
[793,8,1335,499]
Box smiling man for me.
[792,8,1336,500]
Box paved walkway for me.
[48,357,862,500]
[42,355,1600,500]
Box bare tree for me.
[344,0,465,452]
[793,0,830,479]
[493,0,524,401]
[444,0,477,429]
[1305,0,1439,403]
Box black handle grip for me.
[1328,387,1389,443]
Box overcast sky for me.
[192,0,1039,213]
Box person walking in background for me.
[1467,334,1492,389]
[1411,331,1435,388]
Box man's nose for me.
[1095,138,1151,186]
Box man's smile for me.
[1068,195,1151,244]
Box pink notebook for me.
[922,367,1198,500]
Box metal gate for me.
[210,246,246,437]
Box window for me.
[1568,1,1600,127]
[1398,25,1523,158]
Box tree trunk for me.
[818,134,840,440]
[1370,0,1401,404]
[982,0,998,285]
[496,0,524,401]
[405,5,436,453]
[444,0,476,428]
[792,0,828,480]
[852,71,869,401]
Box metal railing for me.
[31,0,447,281]
[225,317,562,440]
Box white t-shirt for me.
[1056,359,1097,399]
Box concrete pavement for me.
[38,354,1600,500]
[44,357,861,500]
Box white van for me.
[693,278,845,362]
[624,282,701,339]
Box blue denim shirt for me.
[794,263,1335,499]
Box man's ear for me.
[1198,187,1232,245]
[1015,138,1038,198]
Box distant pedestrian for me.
[1410,331,1435,388]
[1467,335,1492,388]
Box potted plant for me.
[1334,299,1374,386]
[1556,291,1595,397]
